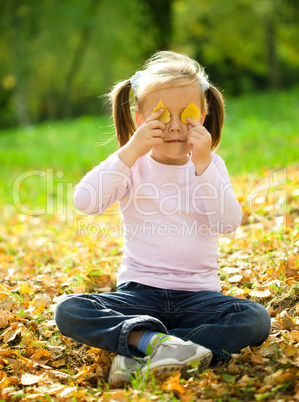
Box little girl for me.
[55,51,271,384]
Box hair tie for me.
[199,75,210,92]
[130,71,143,92]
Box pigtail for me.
[110,79,136,148]
[203,85,225,150]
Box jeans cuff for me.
[119,315,167,357]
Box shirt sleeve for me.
[73,152,132,215]
[194,153,243,234]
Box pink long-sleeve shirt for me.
[74,151,242,291]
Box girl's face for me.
[136,85,205,165]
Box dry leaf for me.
[31,349,52,364]
[20,373,45,386]
[249,289,271,298]
[251,355,264,365]
[35,384,65,395]
[272,368,297,384]
[181,102,201,123]
[227,361,240,374]
[161,372,185,396]
[0,311,8,329]
[2,324,22,343]
[280,315,295,331]
[20,283,34,295]
[228,275,243,283]
[151,99,171,123]
[285,255,299,277]
[280,342,299,357]
[290,330,299,343]
[58,387,77,398]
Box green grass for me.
[0,87,298,209]
[0,115,117,210]
[220,86,299,175]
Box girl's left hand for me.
[187,118,212,175]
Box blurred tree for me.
[0,0,298,127]
[1,0,34,126]
[62,0,101,117]
[172,0,299,93]
[140,0,174,50]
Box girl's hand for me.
[130,109,165,157]
[187,118,212,175]
[117,109,165,168]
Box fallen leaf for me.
[227,361,240,374]
[251,355,264,365]
[161,372,185,396]
[31,349,52,364]
[228,275,243,283]
[280,315,296,331]
[249,289,271,298]
[20,283,34,295]
[0,311,8,329]
[290,330,299,343]
[20,373,45,386]
[58,387,77,398]
[280,342,299,357]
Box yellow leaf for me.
[20,283,34,295]
[280,342,299,357]
[273,368,297,383]
[161,372,185,396]
[290,330,299,343]
[181,102,201,123]
[32,303,46,317]
[151,99,171,123]
[31,349,52,361]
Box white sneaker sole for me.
[142,349,212,378]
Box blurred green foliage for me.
[1,0,299,127]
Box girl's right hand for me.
[130,109,165,157]
[117,109,165,168]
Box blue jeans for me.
[54,282,271,364]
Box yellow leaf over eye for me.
[181,102,201,124]
[151,99,171,124]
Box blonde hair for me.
[109,51,224,149]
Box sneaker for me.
[141,337,212,378]
[108,354,146,384]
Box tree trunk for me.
[62,0,100,118]
[143,0,173,50]
[265,6,282,89]
[10,0,31,126]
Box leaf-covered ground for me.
[0,167,299,401]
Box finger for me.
[188,136,201,146]
[187,130,205,141]
[152,129,165,138]
[152,137,164,147]
[146,108,165,123]
[148,120,165,131]
[187,117,202,127]
[188,125,211,139]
